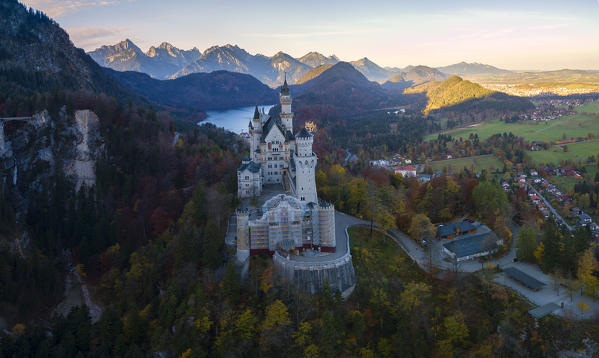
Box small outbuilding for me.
[442,232,497,261]
[503,267,546,291]
[437,221,477,239]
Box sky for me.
[21,0,599,70]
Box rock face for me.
[4,108,103,216]
[64,110,101,190]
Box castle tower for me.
[294,128,318,204]
[250,105,262,162]
[280,75,293,132]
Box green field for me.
[527,140,599,165]
[430,154,504,173]
[548,176,582,193]
[579,101,599,114]
[426,114,599,142]
[425,101,599,142]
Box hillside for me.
[406,76,533,114]
[295,64,334,84]
[0,0,134,100]
[108,69,278,111]
[289,62,394,119]
[436,61,511,76]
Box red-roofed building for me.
[395,166,416,178]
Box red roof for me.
[396,166,416,171]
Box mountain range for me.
[381,66,448,90]
[436,62,512,76]
[89,39,516,88]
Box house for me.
[578,212,592,226]
[442,232,499,262]
[395,166,416,178]
[370,159,390,168]
[417,174,431,183]
[436,221,477,239]
[530,170,538,177]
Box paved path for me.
[383,223,518,274]
[383,224,599,319]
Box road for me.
[382,223,518,274]
[529,186,573,232]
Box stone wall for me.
[273,253,356,296]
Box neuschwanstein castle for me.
[236,79,336,258]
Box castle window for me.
[245,176,249,180]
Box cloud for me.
[67,26,129,50]
[23,0,117,18]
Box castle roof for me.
[253,105,260,119]
[280,76,290,96]
[261,116,286,142]
[285,130,295,141]
[296,127,312,139]
[238,161,261,173]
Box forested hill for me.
[0,0,135,100]
[406,76,533,115]
[295,64,334,84]
[291,62,392,118]
[107,69,278,111]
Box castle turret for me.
[294,128,318,204]
[250,105,262,161]
[280,76,293,132]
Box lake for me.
[200,105,274,133]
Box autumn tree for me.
[577,250,599,297]
[260,300,292,353]
[472,181,508,224]
[516,226,537,262]
[438,312,470,357]
[409,214,435,243]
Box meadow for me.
[425,101,599,142]
[430,154,504,173]
[526,140,599,165]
